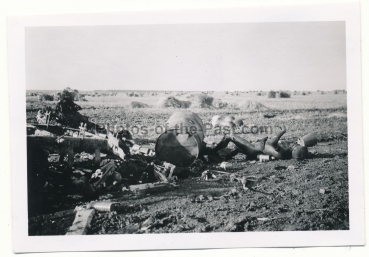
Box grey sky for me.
[26,22,346,91]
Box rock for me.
[224,221,237,232]
[142,217,155,227]
[287,165,295,170]
[198,195,205,201]
[275,166,287,171]
[244,222,250,231]
[219,195,228,202]
[278,207,289,212]
[229,174,237,182]
[248,207,256,212]
[193,224,208,232]
[292,189,299,196]
[309,149,318,155]
[316,175,324,180]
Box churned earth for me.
[29,140,348,235]
[26,92,349,235]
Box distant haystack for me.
[156,96,191,109]
[276,91,291,98]
[41,94,54,101]
[213,98,228,109]
[267,91,277,98]
[53,94,60,101]
[126,92,140,97]
[190,94,214,108]
[238,100,269,111]
[268,90,290,98]
[130,101,150,108]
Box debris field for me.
[28,140,348,235]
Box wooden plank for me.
[210,170,232,175]
[28,136,109,151]
[27,135,120,158]
[66,209,95,235]
[129,183,173,196]
[27,124,64,135]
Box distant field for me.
[26,90,347,145]
[82,91,347,110]
[27,91,347,110]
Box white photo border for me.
[8,2,363,253]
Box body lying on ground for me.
[204,126,292,161]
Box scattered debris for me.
[87,201,121,212]
[128,182,177,196]
[66,209,95,235]
[257,154,275,162]
[275,166,287,171]
[229,174,238,182]
[201,170,217,180]
[309,149,318,155]
[220,162,232,170]
[88,211,123,234]
[211,170,231,175]
[263,114,276,119]
[241,176,258,190]
[291,189,299,196]
[25,102,348,235]
[257,217,270,221]
[316,175,324,181]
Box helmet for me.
[292,146,309,160]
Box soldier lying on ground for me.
[205,124,293,161]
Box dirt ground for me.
[26,92,349,235]
[28,139,348,235]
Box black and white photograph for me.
[8,2,364,253]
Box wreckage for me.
[155,110,314,166]
[28,124,125,167]
[27,89,165,218]
[27,94,321,235]
[155,111,206,167]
